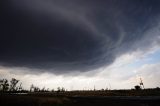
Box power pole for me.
[139,78,145,89]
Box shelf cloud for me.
[1,0,160,74]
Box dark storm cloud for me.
[1,0,160,73]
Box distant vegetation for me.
[1,78,160,96]
[0,78,67,93]
[0,78,24,93]
[1,78,160,106]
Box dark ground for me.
[0,94,160,106]
[69,96,160,106]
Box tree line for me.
[0,78,23,93]
[0,78,66,93]
[1,78,160,93]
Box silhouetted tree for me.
[135,85,141,90]
[101,88,105,91]
[30,84,34,92]
[57,87,61,93]
[61,87,65,92]
[57,87,61,91]
[10,78,19,91]
[57,87,65,93]
[51,89,54,92]
[17,82,23,91]
[155,87,160,90]
[34,87,40,92]
[0,79,9,92]
[47,88,49,92]
[30,84,40,92]
[41,87,46,92]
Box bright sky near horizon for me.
[1,47,160,90]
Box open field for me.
[1,90,160,106]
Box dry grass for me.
[1,89,160,106]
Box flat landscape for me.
[1,1,160,106]
[1,90,160,106]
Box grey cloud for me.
[0,0,160,74]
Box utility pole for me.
[139,78,145,89]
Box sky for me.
[0,0,160,90]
